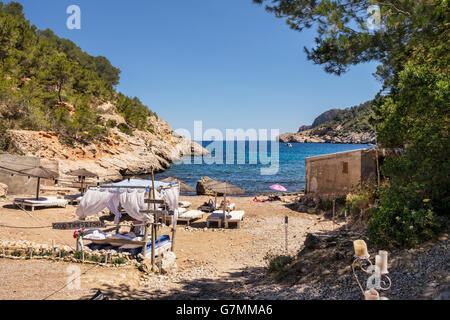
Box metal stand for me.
[352,255,392,297]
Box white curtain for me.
[162,185,180,229]
[76,185,180,230]
[76,188,121,222]
[119,188,154,223]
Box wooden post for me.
[171,183,179,252]
[214,192,217,209]
[332,195,336,230]
[36,177,40,200]
[143,222,149,257]
[223,192,227,228]
[151,167,157,272]
[151,169,157,239]
[151,223,156,272]
[285,216,288,254]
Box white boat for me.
[286,143,293,148]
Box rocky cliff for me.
[279,101,376,144]
[5,103,208,182]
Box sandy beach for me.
[0,194,339,300]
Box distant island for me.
[279,101,376,144]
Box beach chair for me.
[177,210,204,226]
[206,210,245,229]
[13,197,68,211]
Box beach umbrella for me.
[161,177,195,193]
[20,166,59,200]
[204,180,245,222]
[270,184,287,192]
[66,168,98,195]
[66,168,98,178]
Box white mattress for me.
[208,210,245,221]
[179,210,204,219]
[15,197,68,205]
[179,201,191,208]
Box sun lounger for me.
[206,210,245,229]
[177,210,204,226]
[64,194,83,205]
[13,197,68,211]
[198,205,216,212]
[86,235,172,258]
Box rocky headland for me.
[3,103,208,181]
[279,101,376,145]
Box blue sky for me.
[11,0,381,134]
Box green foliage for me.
[344,187,376,216]
[116,93,156,132]
[310,101,374,135]
[257,0,449,247]
[106,119,117,128]
[0,2,156,144]
[117,123,133,136]
[112,257,126,265]
[368,186,444,247]
[265,253,293,273]
[254,1,449,77]
[368,64,449,247]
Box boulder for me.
[0,183,8,198]
[138,260,159,274]
[196,176,217,196]
[160,251,177,274]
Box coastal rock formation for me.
[0,183,7,197]
[5,118,208,182]
[279,129,376,144]
[280,101,376,144]
[196,176,217,196]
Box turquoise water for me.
[152,142,374,195]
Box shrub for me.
[368,184,444,248]
[112,257,126,265]
[117,123,133,136]
[106,119,117,128]
[264,253,293,274]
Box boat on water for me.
[286,143,293,148]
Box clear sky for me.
[10,0,382,134]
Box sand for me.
[0,194,339,300]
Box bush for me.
[117,123,133,136]
[106,119,117,128]
[264,253,293,274]
[368,185,444,248]
[112,257,126,265]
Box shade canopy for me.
[161,177,195,192]
[204,180,245,195]
[101,178,173,189]
[66,168,98,178]
[20,166,59,179]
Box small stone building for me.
[305,148,378,196]
[0,153,59,195]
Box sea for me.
[151,141,375,196]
